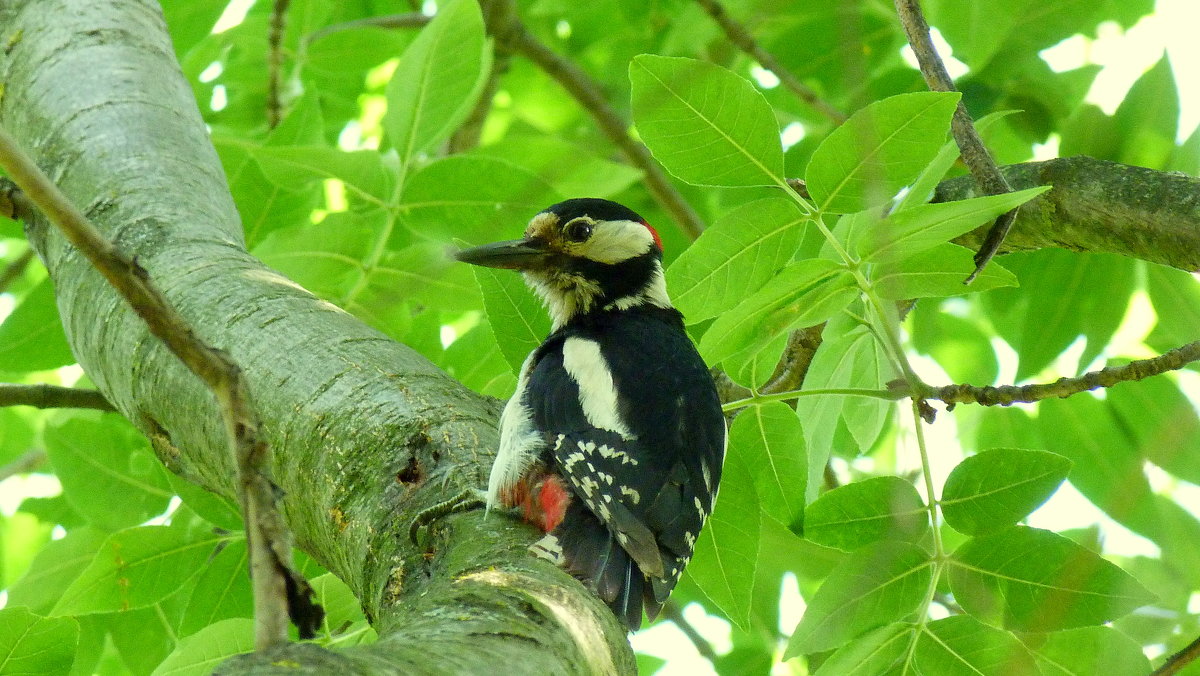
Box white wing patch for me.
[561,338,635,440]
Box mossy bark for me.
[0,1,633,673]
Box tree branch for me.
[0,449,46,481]
[904,340,1200,408]
[938,157,1200,272]
[305,12,429,44]
[694,0,845,124]
[487,0,707,240]
[660,600,718,666]
[267,0,291,129]
[0,123,317,649]
[1152,632,1200,676]
[0,247,35,295]
[893,0,1015,279]
[0,177,36,222]
[0,383,116,411]
[1,1,633,671]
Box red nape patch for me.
[641,221,663,252]
[538,475,570,532]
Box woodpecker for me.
[455,198,726,630]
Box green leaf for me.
[910,303,999,384]
[384,0,490,163]
[304,27,412,76]
[251,146,391,206]
[400,155,562,244]
[794,318,893,500]
[6,527,109,615]
[941,448,1071,535]
[630,55,783,187]
[1033,626,1151,676]
[729,402,806,531]
[471,266,550,374]
[150,618,254,676]
[1037,396,1152,531]
[441,321,518,399]
[179,539,251,636]
[722,330,787,390]
[687,452,759,630]
[214,139,320,249]
[0,277,76,372]
[667,198,807,323]
[53,526,225,615]
[786,540,933,655]
[948,526,1156,632]
[1145,264,1200,360]
[470,136,642,200]
[983,250,1134,379]
[856,187,1049,263]
[0,408,35,467]
[871,243,1017,299]
[0,608,78,676]
[896,110,1021,211]
[167,473,243,532]
[361,242,481,312]
[252,213,384,302]
[699,259,857,366]
[1108,374,1200,485]
[45,413,174,532]
[914,616,1037,675]
[804,476,928,551]
[813,623,911,675]
[1113,55,1179,169]
[806,92,960,214]
[311,572,367,638]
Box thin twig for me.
[267,0,292,129]
[0,247,35,295]
[0,127,321,649]
[0,450,47,481]
[909,340,1200,408]
[490,2,706,239]
[0,383,116,411]
[727,340,1200,411]
[660,600,718,665]
[305,12,429,44]
[1152,633,1200,676]
[449,0,510,156]
[694,0,845,124]
[892,0,1014,280]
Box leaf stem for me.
[722,386,901,412]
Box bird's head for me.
[456,198,673,329]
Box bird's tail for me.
[550,500,661,630]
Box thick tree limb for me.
[939,157,1200,272]
[0,0,632,672]
[0,383,115,411]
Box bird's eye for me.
[564,220,593,243]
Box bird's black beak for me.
[454,238,551,270]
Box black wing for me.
[523,307,725,627]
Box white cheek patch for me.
[579,220,656,264]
